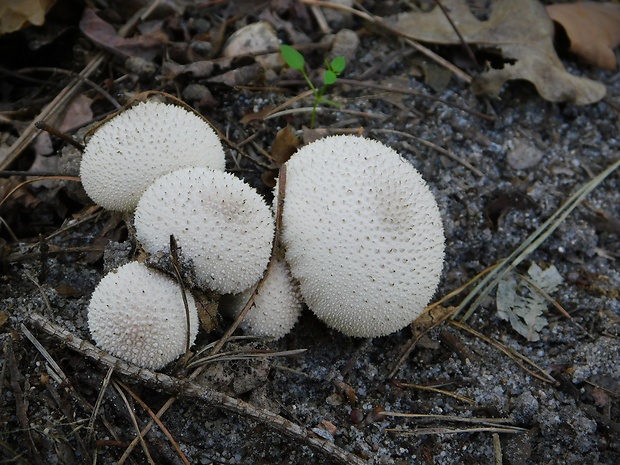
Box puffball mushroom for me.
[80,98,225,212]
[134,166,275,294]
[281,135,445,338]
[87,261,199,370]
[226,258,302,339]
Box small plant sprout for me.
[280,44,345,128]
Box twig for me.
[433,0,481,71]
[169,234,193,357]
[27,313,368,465]
[34,121,85,152]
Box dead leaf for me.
[388,0,606,105]
[270,125,300,165]
[79,8,167,60]
[547,2,620,71]
[0,0,57,35]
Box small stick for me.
[169,234,193,357]
[27,313,367,465]
[34,121,86,152]
[433,0,481,71]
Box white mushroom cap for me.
[87,261,199,370]
[134,166,274,294]
[80,99,225,212]
[281,135,445,338]
[226,258,302,339]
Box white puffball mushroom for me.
[134,166,275,294]
[80,99,226,212]
[87,261,199,370]
[281,135,445,338]
[226,258,302,339]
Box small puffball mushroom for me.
[281,135,445,338]
[134,167,274,294]
[226,258,302,339]
[87,261,199,370]
[80,99,225,211]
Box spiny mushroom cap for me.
[87,261,199,370]
[80,100,225,212]
[134,167,275,294]
[281,135,445,338]
[227,258,302,339]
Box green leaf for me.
[280,44,305,71]
[330,56,346,73]
[323,70,337,85]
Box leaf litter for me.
[387,0,607,104]
[496,262,564,342]
[546,1,620,71]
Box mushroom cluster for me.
[80,92,445,369]
[81,93,275,369]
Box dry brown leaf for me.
[388,0,606,105]
[546,1,620,71]
[0,0,57,35]
[270,125,300,166]
[79,8,167,60]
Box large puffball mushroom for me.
[134,166,275,294]
[281,135,445,338]
[225,258,302,339]
[80,98,225,212]
[87,261,199,370]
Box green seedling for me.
[280,44,346,128]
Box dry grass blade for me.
[386,425,526,435]
[0,176,81,209]
[382,411,516,424]
[454,157,620,322]
[264,106,386,120]
[301,0,472,82]
[5,338,45,465]
[28,313,367,465]
[449,320,557,384]
[187,348,307,370]
[372,128,484,177]
[117,381,191,465]
[112,380,155,465]
[391,380,474,404]
[87,367,114,445]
